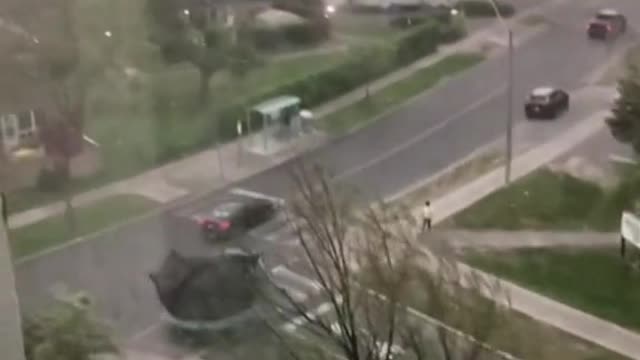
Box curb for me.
[385,139,503,204]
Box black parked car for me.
[524,87,570,120]
[587,9,627,40]
[191,199,277,242]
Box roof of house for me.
[255,8,307,28]
[251,95,301,115]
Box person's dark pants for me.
[421,218,432,232]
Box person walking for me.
[421,200,433,232]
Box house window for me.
[18,111,33,131]
[4,124,15,138]
[2,115,17,138]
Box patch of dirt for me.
[547,156,616,188]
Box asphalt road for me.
[181,1,634,215]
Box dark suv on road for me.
[192,199,277,242]
[587,9,627,40]
[524,87,570,120]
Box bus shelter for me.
[247,95,313,154]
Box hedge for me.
[251,20,330,49]
[153,21,466,162]
[455,0,515,18]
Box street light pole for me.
[484,0,515,184]
[505,29,514,184]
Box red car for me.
[587,9,627,40]
[192,199,277,242]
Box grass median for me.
[448,168,640,231]
[322,52,485,134]
[9,194,158,259]
[466,247,640,334]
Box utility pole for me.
[505,29,514,184]
[237,120,243,165]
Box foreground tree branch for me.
[266,164,513,360]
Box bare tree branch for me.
[263,163,514,360]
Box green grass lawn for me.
[449,168,640,232]
[361,264,625,360]
[467,247,640,334]
[9,194,157,259]
[450,169,604,230]
[322,52,485,134]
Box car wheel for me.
[201,228,215,242]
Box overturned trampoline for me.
[149,249,274,332]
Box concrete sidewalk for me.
[454,258,640,360]
[7,2,558,231]
[405,109,640,358]
[440,230,617,249]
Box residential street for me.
[180,0,636,212]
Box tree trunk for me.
[60,159,76,238]
[198,69,213,106]
[63,191,76,238]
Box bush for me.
[438,21,467,44]
[455,0,515,18]
[251,21,329,50]
[395,22,440,65]
[36,167,68,192]
[389,15,429,29]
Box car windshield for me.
[596,12,617,21]
[211,203,243,219]
[529,95,549,103]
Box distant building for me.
[0,30,102,191]
[179,0,270,26]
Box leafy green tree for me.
[146,0,259,103]
[3,0,117,235]
[606,62,640,154]
[23,292,118,360]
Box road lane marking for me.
[275,285,308,303]
[230,188,286,205]
[282,301,335,333]
[271,265,322,292]
[335,84,507,181]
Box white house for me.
[0,109,39,154]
